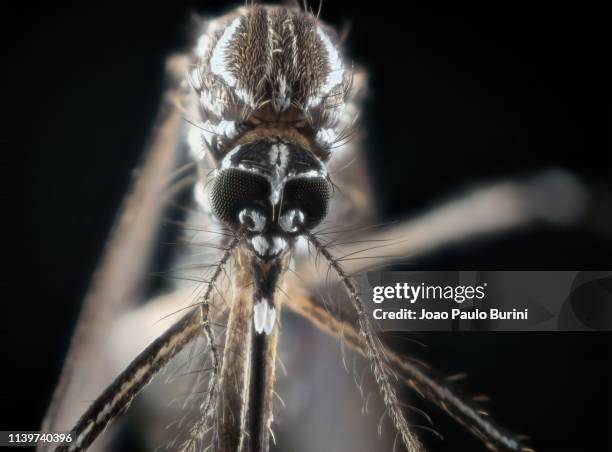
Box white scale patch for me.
[271,236,287,255]
[317,27,344,93]
[209,17,255,107]
[251,235,270,256]
[250,235,286,258]
[199,89,224,118]
[210,18,241,88]
[216,120,238,139]
[200,119,239,150]
[307,27,345,107]
[273,74,292,112]
[220,145,243,170]
[279,208,304,233]
[253,298,276,335]
[315,128,338,148]
[239,209,266,232]
[269,143,290,205]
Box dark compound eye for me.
[209,169,271,225]
[282,177,331,229]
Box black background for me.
[5,1,612,451]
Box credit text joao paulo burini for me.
[371,282,529,321]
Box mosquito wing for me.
[40,54,196,447]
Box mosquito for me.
[40,3,586,452]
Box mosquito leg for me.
[55,309,202,452]
[307,232,424,452]
[172,305,219,452]
[311,169,587,279]
[293,170,581,450]
[284,287,532,451]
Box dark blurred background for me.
[5,0,611,451]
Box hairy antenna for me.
[180,232,242,451]
[307,232,424,452]
[284,289,533,451]
[57,234,242,452]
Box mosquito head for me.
[208,139,331,260]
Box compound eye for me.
[282,177,331,229]
[279,208,305,233]
[239,208,267,233]
[209,169,270,225]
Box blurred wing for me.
[40,54,193,442]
